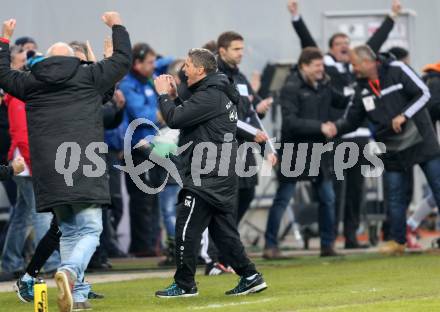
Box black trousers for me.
[26,216,60,277]
[125,150,160,256]
[334,137,368,244]
[174,190,257,291]
[205,186,256,264]
[108,150,124,231]
[236,186,256,224]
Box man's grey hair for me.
[188,48,217,74]
[46,42,75,57]
[352,45,376,61]
[9,45,24,59]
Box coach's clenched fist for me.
[102,12,123,28]
[2,19,16,40]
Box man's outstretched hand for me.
[102,12,122,28]
[321,122,337,139]
[2,19,16,40]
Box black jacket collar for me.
[188,72,240,105]
[31,56,80,85]
[217,56,239,79]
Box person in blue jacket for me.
[118,43,161,256]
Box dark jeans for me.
[265,178,336,249]
[2,176,59,273]
[334,157,365,244]
[236,186,256,224]
[174,190,257,291]
[2,178,17,207]
[0,179,16,251]
[125,150,160,255]
[108,150,123,231]
[385,156,440,244]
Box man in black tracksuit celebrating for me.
[327,45,440,255]
[154,48,267,298]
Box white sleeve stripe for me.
[390,61,431,118]
[380,83,403,96]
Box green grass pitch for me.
[1,253,440,311]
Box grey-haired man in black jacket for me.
[154,48,267,298]
[328,45,440,255]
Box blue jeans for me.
[159,184,179,238]
[1,176,60,273]
[54,204,102,303]
[265,179,336,248]
[386,157,440,244]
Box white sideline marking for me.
[190,298,274,310]
[350,288,379,294]
[296,295,439,311]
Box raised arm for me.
[90,12,132,95]
[0,19,29,100]
[288,0,318,49]
[366,0,402,53]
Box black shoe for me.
[432,238,440,249]
[108,248,128,258]
[344,241,370,249]
[155,282,198,298]
[320,247,343,257]
[15,276,36,302]
[225,273,267,296]
[88,290,105,300]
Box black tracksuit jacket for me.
[158,72,241,211]
[336,56,440,171]
[279,67,348,181]
[217,57,264,189]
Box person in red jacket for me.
[0,46,60,282]
[5,94,30,172]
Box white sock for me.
[407,218,419,231]
[21,273,33,282]
[407,196,436,230]
[246,274,258,281]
